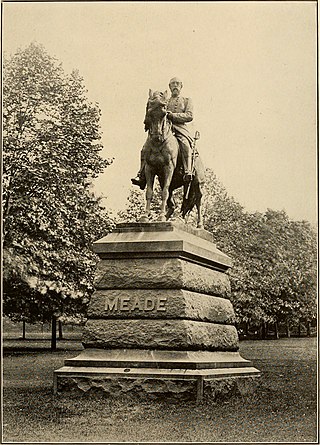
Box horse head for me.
[147,89,169,111]
[144,90,171,144]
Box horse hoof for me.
[139,215,150,223]
[157,214,166,222]
[166,210,174,220]
[197,223,203,229]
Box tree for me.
[199,169,317,337]
[3,43,114,327]
[266,215,317,334]
[241,210,317,337]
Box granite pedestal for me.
[54,222,260,400]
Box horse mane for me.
[143,105,151,131]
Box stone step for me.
[53,364,261,400]
[53,366,261,401]
[55,365,261,380]
[64,349,253,370]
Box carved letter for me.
[120,297,130,311]
[144,297,155,311]
[131,297,144,311]
[105,297,119,311]
[156,297,167,311]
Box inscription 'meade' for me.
[105,296,167,312]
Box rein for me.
[148,116,173,146]
[145,92,174,146]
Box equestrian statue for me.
[131,77,205,228]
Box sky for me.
[3,1,318,224]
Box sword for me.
[185,131,200,200]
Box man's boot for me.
[131,158,146,190]
[131,172,146,190]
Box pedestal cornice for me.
[93,222,232,272]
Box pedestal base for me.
[54,222,261,401]
[54,349,261,401]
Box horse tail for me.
[181,180,198,217]
[181,155,205,218]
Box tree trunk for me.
[286,319,291,338]
[58,321,63,340]
[307,321,311,337]
[260,321,267,340]
[245,322,249,337]
[298,322,301,337]
[51,316,57,352]
[22,321,26,340]
[274,321,279,339]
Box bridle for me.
[147,95,172,145]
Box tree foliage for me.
[3,43,114,322]
[202,169,317,327]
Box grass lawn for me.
[2,337,318,443]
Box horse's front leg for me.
[157,186,168,222]
[140,169,155,222]
[146,180,154,214]
[158,168,174,221]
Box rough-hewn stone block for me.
[55,375,259,401]
[56,376,197,400]
[87,289,235,324]
[83,319,239,351]
[94,258,231,297]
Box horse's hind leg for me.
[146,175,155,214]
[166,186,175,220]
[196,202,203,228]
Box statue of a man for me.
[131,77,194,190]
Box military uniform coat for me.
[167,96,194,144]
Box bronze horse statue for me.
[140,89,205,228]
